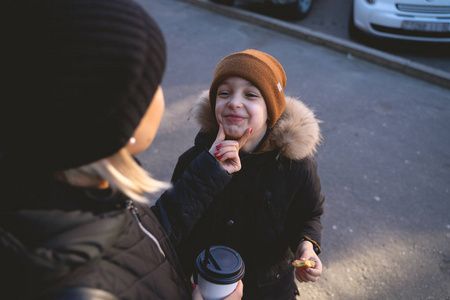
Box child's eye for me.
[246,92,259,98]
[218,91,230,97]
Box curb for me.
[179,0,450,90]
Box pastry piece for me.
[292,260,315,269]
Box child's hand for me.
[209,123,252,174]
[294,241,322,283]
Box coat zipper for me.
[126,200,165,258]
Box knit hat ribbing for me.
[209,49,286,128]
[1,0,166,171]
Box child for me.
[174,49,325,299]
[0,0,243,299]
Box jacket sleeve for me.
[286,158,325,254]
[151,150,232,247]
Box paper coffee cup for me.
[194,245,245,300]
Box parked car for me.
[349,0,450,42]
[210,0,313,20]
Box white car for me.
[210,0,313,20]
[349,0,450,42]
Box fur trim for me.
[189,90,322,160]
[189,90,218,133]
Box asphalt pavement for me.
[136,0,450,299]
[180,0,450,90]
[232,0,450,77]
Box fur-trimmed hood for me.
[190,91,322,160]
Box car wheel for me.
[348,1,365,40]
[297,0,313,17]
[210,0,235,5]
[283,0,313,20]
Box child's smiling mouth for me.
[224,114,246,123]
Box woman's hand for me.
[294,240,322,283]
[192,280,243,300]
[209,123,252,174]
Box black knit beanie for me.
[1,0,166,171]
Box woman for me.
[0,0,243,299]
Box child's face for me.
[215,77,268,143]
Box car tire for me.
[210,0,235,5]
[348,1,365,40]
[284,0,313,20]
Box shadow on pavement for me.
[351,35,450,61]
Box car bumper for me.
[354,0,450,42]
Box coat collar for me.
[189,91,322,160]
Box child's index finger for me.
[215,123,226,143]
[237,127,252,149]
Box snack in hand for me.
[292,260,315,269]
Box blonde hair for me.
[60,148,171,203]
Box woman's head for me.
[209,50,287,129]
[125,87,166,156]
[2,0,166,172]
[1,0,169,201]
[56,87,169,202]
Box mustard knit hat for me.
[209,49,286,128]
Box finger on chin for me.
[216,123,226,142]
